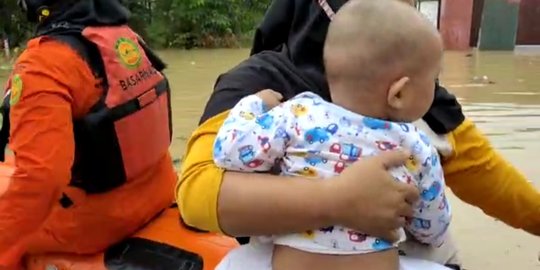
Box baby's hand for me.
[256,89,283,109]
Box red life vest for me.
[1,25,173,194]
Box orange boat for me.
[0,156,238,270]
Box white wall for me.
[418,1,440,28]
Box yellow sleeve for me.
[443,119,540,235]
[178,114,540,235]
[176,111,229,233]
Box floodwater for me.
[1,49,539,269]
[2,49,540,167]
[166,49,540,184]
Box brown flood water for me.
[164,50,540,165]
[1,49,539,269]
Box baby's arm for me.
[213,94,292,172]
[405,146,452,246]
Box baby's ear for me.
[387,76,410,110]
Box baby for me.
[213,0,450,269]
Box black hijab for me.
[251,0,345,74]
[22,0,129,34]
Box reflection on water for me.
[464,103,540,150]
[443,51,540,105]
[1,49,540,173]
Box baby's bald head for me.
[324,0,443,121]
[324,0,442,90]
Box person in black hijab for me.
[179,0,540,268]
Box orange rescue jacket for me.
[0,24,176,267]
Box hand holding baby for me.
[256,89,284,109]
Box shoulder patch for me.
[115,37,142,69]
[10,74,23,106]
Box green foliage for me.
[0,1,33,48]
[1,0,269,49]
[135,0,269,48]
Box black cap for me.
[18,0,129,29]
[18,0,55,22]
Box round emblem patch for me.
[10,74,23,106]
[115,37,142,69]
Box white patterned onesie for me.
[213,91,452,255]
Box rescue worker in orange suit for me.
[177,0,540,268]
[0,0,176,268]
